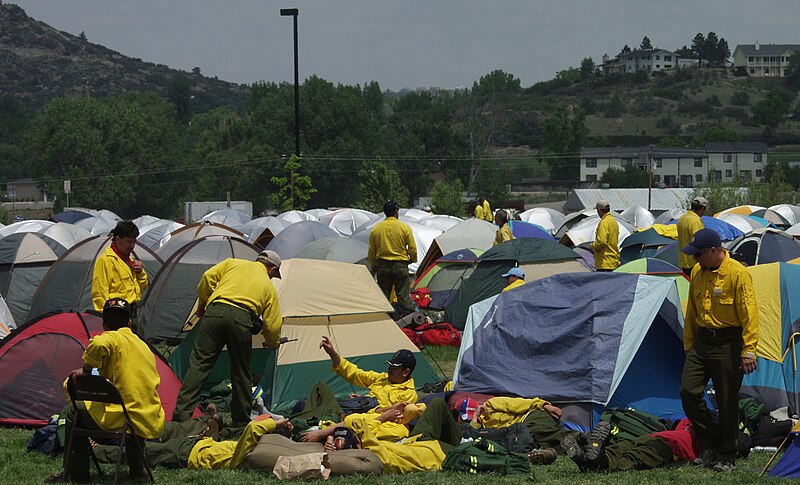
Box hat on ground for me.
[257,250,282,279]
[501,267,525,279]
[680,228,721,255]
[385,349,416,371]
[596,199,610,210]
[332,427,361,450]
[692,196,709,208]
[459,397,478,421]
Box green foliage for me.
[787,51,800,89]
[600,165,649,188]
[472,70,521,97]
[658,135,687,147]
[270,155,316,211]
[0,204,9,225]
[580,58,597,80]
[730,91,750,106]
[353,160,409,212]
[640,36,653,50]
[539,105,587,180]
[692,126,739,145]
[473,159,509,207]
[691,32,730,66]
[751,90,792,130]
[675,45,694,58]
[430,178,466,217]
[168,74,192,124]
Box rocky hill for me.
[0,3,248,111]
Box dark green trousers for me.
[174,302,254,426]
[522,409,576,452]
[604,436,673,472]
[62,404,145,478]
[680,331,743,462]
[376,259,413,312]
[411,398,463,453]
[290,381,344,426]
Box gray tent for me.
[37,223,92,250]
[27,236,162,322]
[294,237,369,266]
[156,222,244,261]
[0,294,14,339]
[0,233,66,325]
[138,236,260,343]
[266,221,338,260]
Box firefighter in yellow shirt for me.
[368,200,417,313]
[48,298,164,483]
[677,196,707,276]
[473,198,485,220]
[173,251,283,427]
[494,210,514,246]
[679,228,759,472]
[501,267,525,292]
[482,198,494,222]
[91,220,149,317]
[590,200,620,271]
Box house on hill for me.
[601,48,699,76]
[733,43,800,77]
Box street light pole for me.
[280,8,300,157]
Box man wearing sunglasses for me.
[678,228,759,473]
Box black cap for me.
[385,349,416,371]
[103,298,131,317]
[332,427,361,450]
[680,228,722,255]
[383,199,399,215]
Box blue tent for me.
[666,216,743,241]
[454,272,685,427]
[508,221,555,241]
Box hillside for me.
[0,3,248,112]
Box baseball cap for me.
[596,199,610,210]
[103,298,131,316]
[691,196,709,208]
[501,267,525,279]
[680,228,721,255]
[459,397,478,421]
[332,427,361,450]
[257,250,282,279]
[385,349,416,371]
[383,199,399,215]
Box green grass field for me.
[0,345,788,483]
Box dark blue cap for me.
[680,228,721,255]
[385,349,416,370]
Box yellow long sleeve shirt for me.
[349,416,445,474]
[368,217,417,267]
[482,200,493,222]
[684,252,759,357]
[591,213,620,270]
[67,327,165,439]
[91,246,149,311]
[334,358,418,408]
[502,279,525,292]
[493,223,513,246]
[474,205,485,220]
[473,396,550,429]
[197,258,283,348]
[188,418,276,470]
[677,211,705,270]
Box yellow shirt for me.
[473,396,550,429]
[677,211,705,270]
[502,279,525,292]
[188,418,276,470]
[343,411,409,442]
[685,252,759,356]
[591,213,620,270]
[368,217,417,266]
[91,246,149,311]
[482,200,493,222]
[76,327,164,439]
[334,358,418,408]
[493,223,513,246]
[474,205,485,220]
[349,416,445,474]
[197,258,283,348]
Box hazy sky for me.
[10,1,797,91]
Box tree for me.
[539,105,588,180]
[353,160,409,211]
[168,74,192,124]
[675,45,694,58]
[692,126,739,146]
[640,36,653,50]
[78,31,87,42]
[580,57,597,80]
[621,45,632,54]
[691,33,707,64]
[787,51,800,89]
[430,178,466,217]
[600,165,649,188]
[752,90,792,133]
[471,70,521,97]
[270,155,316,211]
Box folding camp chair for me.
[64,375,155,484]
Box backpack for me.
[402,322,461,347]
[442,438,531,475]
[600,407,666,440]
[460,423,534,453]
[28,424,62,457]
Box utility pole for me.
[647,145,654,211]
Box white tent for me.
[0,220,54,239]
[518,208,567,235]
[137,220,185,250]
[276,210,319,224]
[562,214,635,247]
[716,213,766,234]
[351,220,442,274]
[416,215,462,232]
[75,216,117,235]
[618,206,655,229]
[318,208,375,237]
[38,223,92,250]
[199,208,251,231]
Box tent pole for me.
[760,433,793,476]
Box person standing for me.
[493,210,513,246]
[173,251,283,427]
[368,200,417,314]
[678,197,708,277]
[482,198,493,222]
[678,228,759,473]
[91,220,148,317]
[473,198,485,220]
[590,200,619,271]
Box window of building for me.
[713,170,722,182]
[647,56,652,60]
[665,55,672,61]
[740,170,752,180]
[725,169,732,177]
[653,158,662,168]
[694,157,703,167]
[586,174,597,182]
[724,154,732,163]
[695,174,703,182]
[656,55,661,60]
[750,68,755,74]
[585,158,597,168]
[665,64,672,69]
[622,158,633,166]
[748,56,754,62]
[765,67,770,75]
[756,169,763,178]
[656,64,660,69]
[653,175,661,182]
[754,153,762,162]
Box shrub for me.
[731,91,750,106]
[722,106,747,119]
[705,95,722,107]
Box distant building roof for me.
[619,48,676,59]
[581,146,706,163]
[564,188,693,213]
[704,142,768,153]
[735,44,800,56]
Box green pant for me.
[680,330,743,462]
[174,302,254,426]
[603,436,673,472]
[291,382,344,425]
[522,409,576,452]
[376,259,413,312]
[411,398,463,453]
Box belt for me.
[698,326,742,338]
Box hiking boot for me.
[203,403,218,418]
[585,421,612,462]
[690,449,715,468]
[527,448,557,466]
[561,434,587,469]
[200,415,220,440]
[712,460,735,473]
[44,472,90,483]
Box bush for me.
[731,91,750,106]
[722,106,747,119]
[430,179,466,217]
[631,97,665,117]
[653,86,684,101]
[705,95,722,107]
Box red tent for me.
[0,311,189,427]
